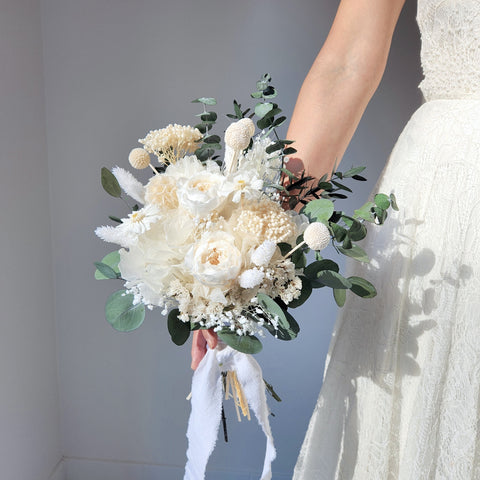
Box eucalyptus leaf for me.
[330,223,347,242]
[95,251,121,279]
[348,276,377,298]
[333,288,347,307]
[255,102,274,118]
[257,293,298,340]
[291,250,307,269]
[338,245,370,263]
[375,193,391,210]
[192,97,217,105]
[167,308,191,345]
[108,215,122,224]
[203,135,221,144]
[352,174,367,181]
[304,259,340,278]
[331,180,353,193]
[101,167,121,198]
[343,166,366,177]
[217,331,263,354]
[302,199,334,223]
[105,290,145,332]
[94,262,118,280]
[315,270,352,289]
[390,192,399,211]
[354,201,375,222]
[283,147,297,155]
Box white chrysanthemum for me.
[220,169,263,203]
[304,222,331,250]
[128,148,151,169]
[139,124,202,164]
[239,268,264,289]
[95,204,161,248]
[112,166,145,204]
[251,240,276,266]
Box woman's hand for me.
[191,329,218,370]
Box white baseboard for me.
[63,457,292,480]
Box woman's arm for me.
[191,0,406,369]
[286,0,406,180]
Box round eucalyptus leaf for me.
[390,193,399,211]
[101,167,121,198]
[218,331,263,354]
[348,276,377,298]
[167,309,191,346]
[94,262,118,280]
[254,102,274,118]
[315,270,352,289]
[105,290,145,332]
[374,193,391,210]
[302,199,334,223]
[338,245,370,263]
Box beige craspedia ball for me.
[304,222,331,250]
[128,148,151,169]
[224,118,255,151]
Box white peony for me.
[185,231,242,287]
[221,168,264,203]
[165,155,204,180]
[178,171,226,217]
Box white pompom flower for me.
[239,268,265,289]
[304,222,331,250]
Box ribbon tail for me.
[232,351,276,480]
[184,348,223,480]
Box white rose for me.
[178,172,226,217]
[185,231,242,287]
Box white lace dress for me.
[293,1,480,479]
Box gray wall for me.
[0,0,63,479]
[2,0,421,478]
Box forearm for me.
[286,0,405,180]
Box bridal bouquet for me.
[94,74,397,479]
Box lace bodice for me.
[418,0,480,101]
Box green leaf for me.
[283,147,297,155]
[288,277,312,308]
[330,223,347,242]
[352,175,367,181]
[233,100,243,118]
[264,379,282,402]
[354,201,375,222]
[217,331,263,354]
[333,288,347,307]
[331,180,353,193]
[343,166,366,177]
[251,91,263,99]
[348,219,367,241]
[338,245,370,263]
[265,141,283,154]
[291,250,307,269]
[101,167,121,198]
[105,290,145,332]
[167,309,191,345]
[348,276,377,298]
[375,193,391,210]
[315,270,352,289]
[95,251,121,279]
[257,293,299,340]
[342,236,352,249]
[94,262,118,279]
[203,134,221,144]
[272,116,286,128]
[390,192,399,211]
[374,207,388,224]
[277,242,292,256]
[192,97,217,105]
[304,259,340,278]
[199,111,217,122]
[302,199,334,223]
[255,102,274,118]
[108,215,122,224]
[262,86,277,98]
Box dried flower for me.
[139,124,202,164]
[128,148,151,169]
[304,222,330,250]
[145,174,178,209]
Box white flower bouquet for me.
[94,74,397,479]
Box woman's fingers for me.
[202,329,218,350]
[191,330,207,370]
[190,329,219,370]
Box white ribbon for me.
[184,344,276,480]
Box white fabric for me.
[294,1,480,479]
[185,344,276,480]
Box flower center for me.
[205,248,221,265]
[130,211,145,222]
[192,179,212,192]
